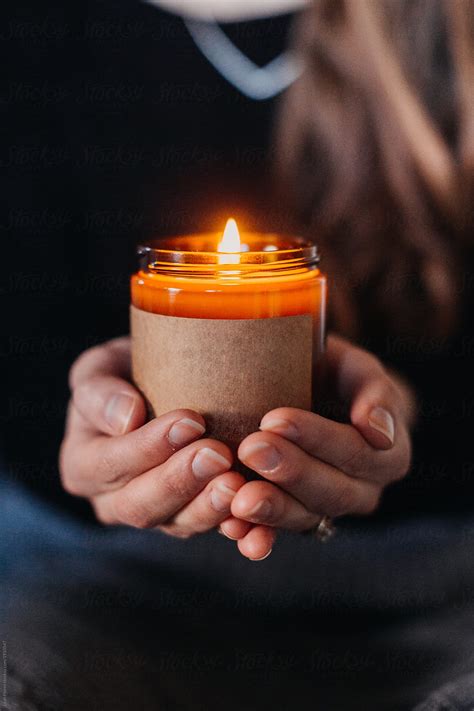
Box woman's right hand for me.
[59,337,269,548]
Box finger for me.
[231,480,319,531]
[69,337,143,436]
[237,525,276,561]
[238,432,381,517]
[350,387,397,450]
[164,472,245,537]
[325,335,402,449]
[69,338,145,436]
[61,407,206,496]
[73,374,147,436]
[261,408,371,469]
[259,408,410,484]
[326,336,415,424]
[92,439,233,528]
[219,517,253,540]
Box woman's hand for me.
[225,335,414,558]
[60,337,252,543]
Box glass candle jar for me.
[131,229,326,448]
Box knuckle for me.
[93,509,109,525]
[258,502,280,525]
[91,499,115,525]
[71,380,94,409]
[358,486,382,515]
[339,441,370,477]
[113,492,156,529]
[324,481,357,517]
[135,427,166,462]
[162,471,194,502]
[160,524,194,540]
[97,448,122,487]
[278,463,302,486]
[60,473,83,497]
[59,442,84,496]
[93,508,109,525]
[135,428,160,462]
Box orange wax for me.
[131,230,326,322]
[131,268,324,319]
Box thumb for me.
[350,379,396,450]
[73,374,147,436]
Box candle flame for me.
[218,218,241,264]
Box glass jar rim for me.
[138,232,319,269]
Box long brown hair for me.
[277,0,474,342]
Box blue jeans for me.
[2,480,474,710]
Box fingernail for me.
[218,527,238,541]
[250,549,273,562]
[246,499,273,521]
[105,392,136,434]
[192,447,232,481]
[168,418,205,447]
[260,417,298,439]
[240,442,281,473]
[368,407,395,446]
[210,482,238,512]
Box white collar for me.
[144,0,305,99]
[145,0,308,23]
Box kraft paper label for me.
[131,306,313,449]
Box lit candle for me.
[131,220,326,448]
[217,217,241,265]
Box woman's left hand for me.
[223,335,414,560]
